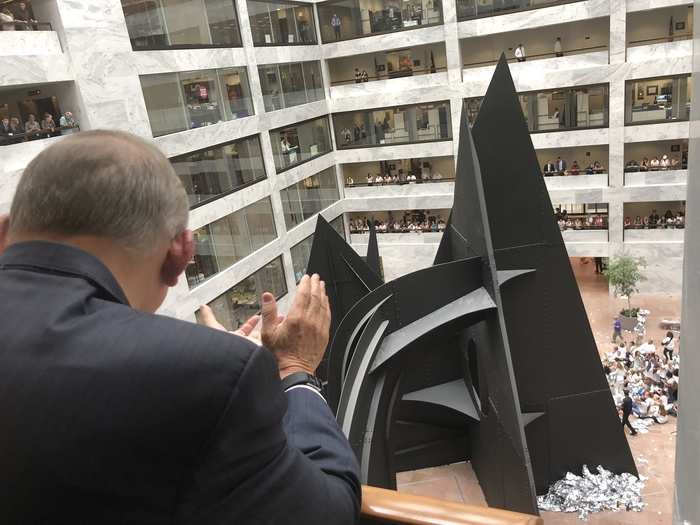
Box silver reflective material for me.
[537,465,645,520]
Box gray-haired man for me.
[0,130,360,524]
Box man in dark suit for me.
[0,130,361,524]
[555,156,566,174]
[620,390,637,436]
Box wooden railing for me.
[360,486,543,525]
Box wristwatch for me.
[281,372,324,396]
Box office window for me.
[317,0,443,42]
[171,135,267,208]
[186,197,277,287]
[290,215,344,281]
[121,0,242,50]
[247,0,317,45]
[258,60,324,111]
[456,0,582,21]
[198,257,288,330]
[270,116,333,172]
[141,67,253,137]
[280,167,340,229]
[465,84,609,132]
[625,75,692,125]
[333,101,452,148]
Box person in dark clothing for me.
[621,390,637,435]
[594,256,604,274]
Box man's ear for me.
[0,215,10,255]
[161,229,194,287]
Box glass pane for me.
[244,197,277,249]
[161,0,212,46]
[270,116,332,171]
[303,61,324,102]
[199,257,287,330]
[122,0,169,49]
[205,0,242,45]
[318,0,442,42]
[186,225,219,286]
[141,73,188,136]
[248,0,317,45]
[281,62,307,107]
[259,65,284,111]
[180,70,223,130]
[291,234,314,281]
[334,102,451,148]
[219,68,253,119]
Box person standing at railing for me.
[514,43,526,62]
[330,13,341,40]
[12,1,36,30]
[554,37,563,57]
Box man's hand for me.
[199,304,262,346]
[261,274,331,379]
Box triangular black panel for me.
[306,215,383,383]
[366,221,382,279]
[471,54,637,489]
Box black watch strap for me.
[281,372,324,395]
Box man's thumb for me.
[261,293,279,332]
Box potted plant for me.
[604,255,647,331]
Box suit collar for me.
[0,241,129,305]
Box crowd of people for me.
[350,214,447,234]
[346,171,447,186]
[625,154,686,172]
[1,111,78,145]
[623,209,685,229]
[555,208,608,230]
[0,1,38,30]
[605,329,680,436]
[542,157,606,176]
[353,68,370,83]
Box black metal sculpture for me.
[306,55,636,516]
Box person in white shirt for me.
[514,44,526,62]
[554,37,563,57]
[661,331,675,361]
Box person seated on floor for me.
[366,174,373,184]
[624,216,632,228]
[593,160,604,173]
[650,156,660,170]
[634,215,642,227]
[569,160,580,175]
[574,218,583,229]
[660,154,670,169]
[346,176,354,186]
[640,157,650,171]
[586,163,594,174]
[671,156,680,169]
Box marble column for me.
[673,2,700,519]
[53,0,152,137]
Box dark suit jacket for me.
[0,241,361,524]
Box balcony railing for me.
[627,33,693,48]
[1,125,80,146]
[331,66,446,86]
[360,485,543,525]
[463,45,608,69]
[0,21,52,31]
